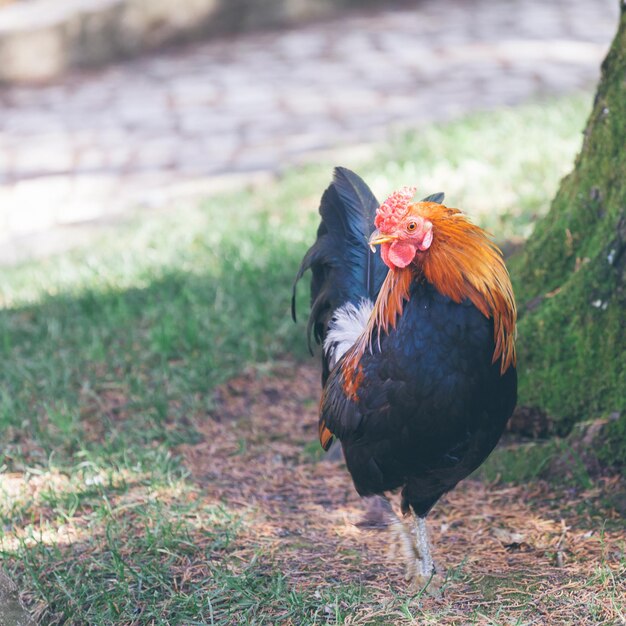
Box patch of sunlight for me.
[109,482,190,515]
[0,204,214,308]
[0,465,164,519]
[0,470,217,553]
[0,470,72,515]
[0,521,89,551]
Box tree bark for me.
[511,3,626,453]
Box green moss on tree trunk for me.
[511,4,626,438]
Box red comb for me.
[375,186,416,232]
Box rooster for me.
[292,167,517,584]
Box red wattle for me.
[382,242,417,269]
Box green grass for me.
[476,437,595,488]
[16,497,239,624]
[0,93,600,624]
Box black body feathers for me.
[320,281,516,516]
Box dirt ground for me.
[179,361,626,625]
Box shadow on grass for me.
[0,250,311,469]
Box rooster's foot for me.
[408,569,443,596]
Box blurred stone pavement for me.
[0,0,619,263]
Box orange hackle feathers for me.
[340,269,413,399]
[416,202,517,373]
[319,420,334,451]
[347,200,516,377]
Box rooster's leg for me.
[361,496,419,581]
[414,516,434,578]
[388,512,420,582]
[360,497,438,588]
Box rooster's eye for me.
[407,222,417,232]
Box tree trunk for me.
[511,3,626,457]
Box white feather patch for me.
[324,299,374,368]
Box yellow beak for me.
[368,229,396,252]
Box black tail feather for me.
[422,192,445,204]
[292,167,387,358]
